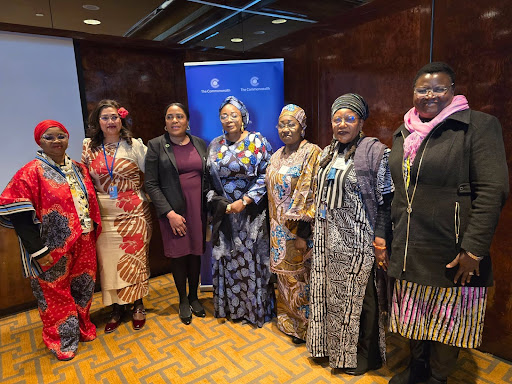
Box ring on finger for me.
[468,272,474,276]
[378,261,384,266]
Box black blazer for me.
[144,132,208,219]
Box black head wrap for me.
[331,93,369,120]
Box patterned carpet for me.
[1,273,512,384]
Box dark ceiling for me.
[0,0,372,52]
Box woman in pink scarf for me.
[387,62,508,384]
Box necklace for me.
[170,136,188,146]
[401,123,443,272]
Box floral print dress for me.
[82,138,152,306]
[207,132,275,327]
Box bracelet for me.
[373,241,387,250]
[465,250,483,261]
[226,204,231,213]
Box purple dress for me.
[158,141,204,258]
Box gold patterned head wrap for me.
[279,104,307,129]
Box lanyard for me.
[102,141,120,181]
[36,154,89,199]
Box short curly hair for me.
[413,62,456,87]
[87,99,133,148]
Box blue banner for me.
[184,58,284,288]
[184,58,284,151]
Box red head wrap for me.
[34,120,69,145]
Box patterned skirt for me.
[96,191,152,306]
[390,279,488,349]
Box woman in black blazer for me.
[145,102,208,325]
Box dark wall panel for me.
[283,1,432,149]
[433,0,512,360]
[78,42,245,282]
[278,0,512,360]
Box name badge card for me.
[278,165,290,174]
[332,157,346,170]
[108,185,118,199]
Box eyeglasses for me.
[100,115,120,122]
[220,113,240,121]
[276,122,297,129]
[414,83,454,96]
[332,115,358,126]
[41,133,68,142]
[166,114,186,120]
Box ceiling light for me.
[83,19,101,25]
[159,0,175,9]
[204,31,219,40]
[272,19,287,24]
[82,5,100,11]
[231,38,243,43]
[254,30,265,35]
[35,13,44,17]
[215,46,225,49]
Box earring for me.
[164,126,167,131]
[301,129,305,138]
[241,122,245,133]
[187,125,191,131]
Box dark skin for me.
[220,104,254,214]
[277,115,308,253]
[164,105,190,237]
[413,72,480,285]
[331,109,389,269]
[36,126,69,268]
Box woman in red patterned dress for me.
[82,100,152,333]
[0,120,102,361]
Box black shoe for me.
[344,354,382,376]
[189,300,206,317]
[291,336,306,344]
[389,360,430,384]
[179,301,192,325]
[425,376,447,384]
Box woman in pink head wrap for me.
[0,120,102,361]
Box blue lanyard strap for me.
[36,155,89,199]
[102,141,120,181]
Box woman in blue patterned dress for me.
[207,96,275,327]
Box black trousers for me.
[358,268,381,365]
[410,339,460,379]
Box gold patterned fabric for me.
[266,141,321,339]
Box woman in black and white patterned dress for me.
[306,93,394,376]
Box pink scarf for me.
[403,95,469,163]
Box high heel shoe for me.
[179,301,192,325]
[105,306,124,334]
[132,306,146,331]
[190,300,206,317]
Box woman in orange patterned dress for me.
[82,99,152,333]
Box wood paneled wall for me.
[275,0,512,360]
[0,41,244,316]
[1,0,511,362]
[431,0,512,360]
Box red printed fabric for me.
[32,232,97,360]
[0,158,102,276]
